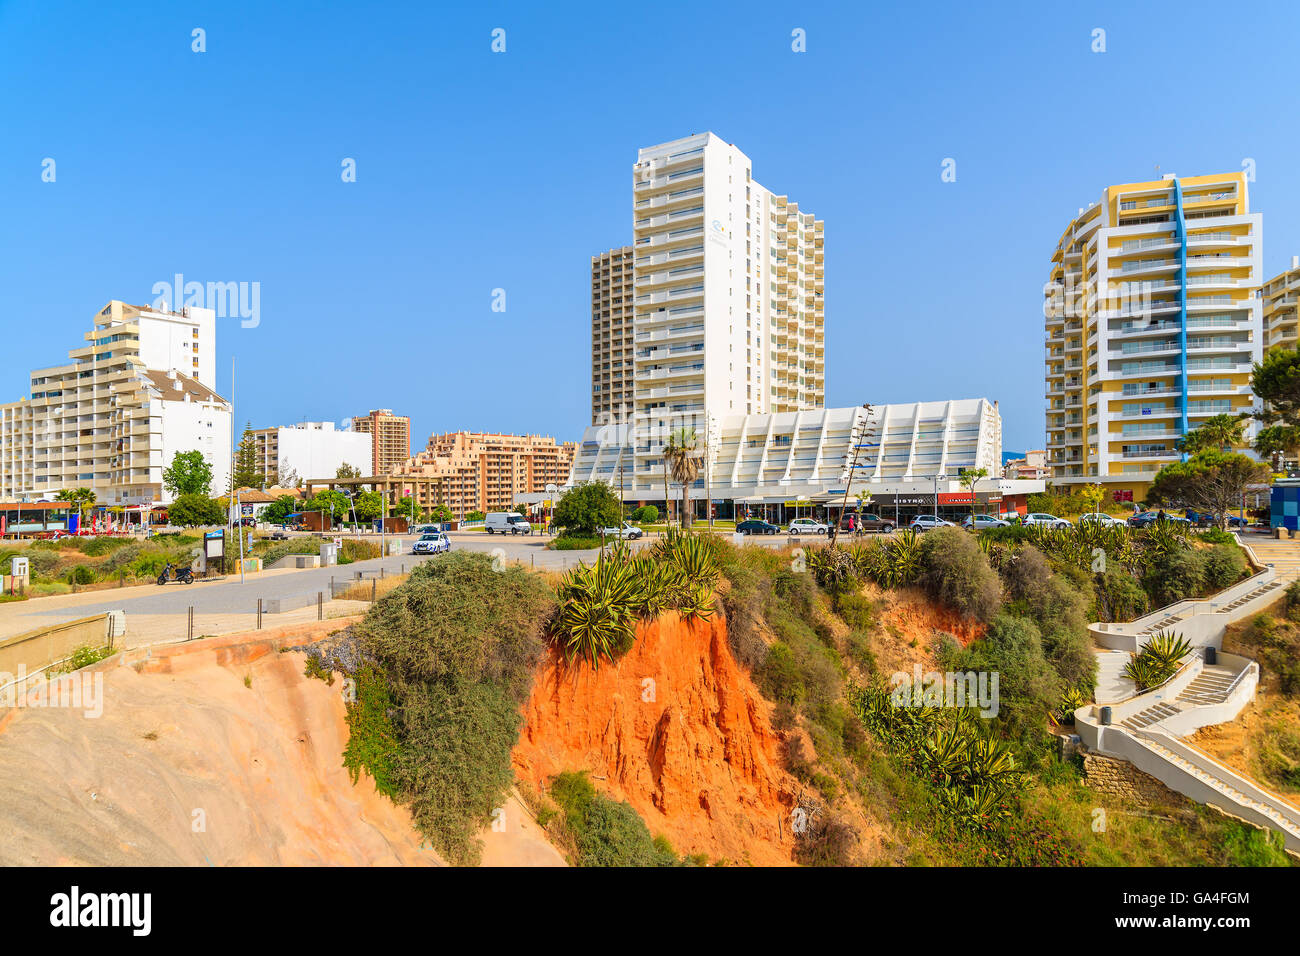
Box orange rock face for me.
[512,610,799,865]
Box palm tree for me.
[958,467,989,519]
[55,487,97,528]
[1178,412,1248,454]
[663,427,701,529]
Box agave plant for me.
[1054,686,1086,724]
[1142,630,1192,670]
[806,544,858,590]
[554,556,642,666]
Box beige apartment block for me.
[351,408,411,476]
[1263,256,1300,355]
[1044,172,1262,502]
[0,300,231,506]
[387,431,576,518]
[592,246,636,425]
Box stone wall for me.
[1083,752,1188,808]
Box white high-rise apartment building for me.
[629,133,824,486]
[0,300,232,506]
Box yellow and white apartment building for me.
[1045,173,1263,501]
[1263,256,1300,354]
[0,300,232,507]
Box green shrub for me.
[548,771,677,867]
[834,593,876,631]
[552,483,621,537]
[346,552,555,865]
[1286,580,1300,618]
[1197,527,1237,545]
[757,641,804,704]
[1144,548,1206,606]
[1203,543,1247,590]
[1097,566,1149,622]
[632,505,658,523]
[64,564,96,585]
[552,535,603,550]
[918,528,1001,623]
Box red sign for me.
[1112,490,1133,502]
[937,493,976,505]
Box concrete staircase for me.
[1214,576,1286,615]
[1136,733,1300,853]
[1118,664,1237,730]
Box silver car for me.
[909,515,955,532]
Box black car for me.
[736,519,780,535]
[1128,511,1191,528]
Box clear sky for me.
[2,0,1298,456]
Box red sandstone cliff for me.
[513,610,800,865]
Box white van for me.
[485,511,532,535]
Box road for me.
[0,528,812,647]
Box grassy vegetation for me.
[332,551,555,865]
[538,771,681,867]
[713,525,1293,867]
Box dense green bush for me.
[548,771,678,867]
[64,564,96,585]
[1144,548,1206,606]
[834,592,876,631]
[1203,543,1247,590]
[918,527,1001,622]
[344,552,556,865]
[631,505,659,524]
[552,482,621,536]
[1096,566,1149,622]
[168,493,226,527]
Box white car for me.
[412,532,451,555]
[787,517,829,535]
[1078,512,1125,527]
[909,515,955,532]
[1023,513,1072,529]
[601,521,644,540]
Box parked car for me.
[909,515,955,532]
[1023,513,1072,529]
[412,532,451,555]
[601,521,644,540]
[839,513,895,534]
[961,514,1009,530]
[1127,510,1191,528]
[736,519,780,535]
[1078,512,1125,527]
[484,511,532,535]
[788,517,829,535]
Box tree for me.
[1077,482,1105,515]
[663,427,700,529]
[163,450,214,498]
[168,494,225,527]
[552,482,621,537]
[1177,412,1248,455]
[958,467,989,516]
[429,504,453,525]
[1255,425,1300,471]
[336,462,362,480]
[231,423,264,490]
[1147,451,1272,529]
[305,490,351,524]
[55,487,96,523]
[353,491,383,523]
[262,495,299,525]
[1252,347,1300,426]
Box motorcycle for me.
[157,562,195,586]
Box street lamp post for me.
[933,473,947,521]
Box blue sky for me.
[2,1,1298,456]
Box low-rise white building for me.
[567,398,1043,519]
[249,421,370,487]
